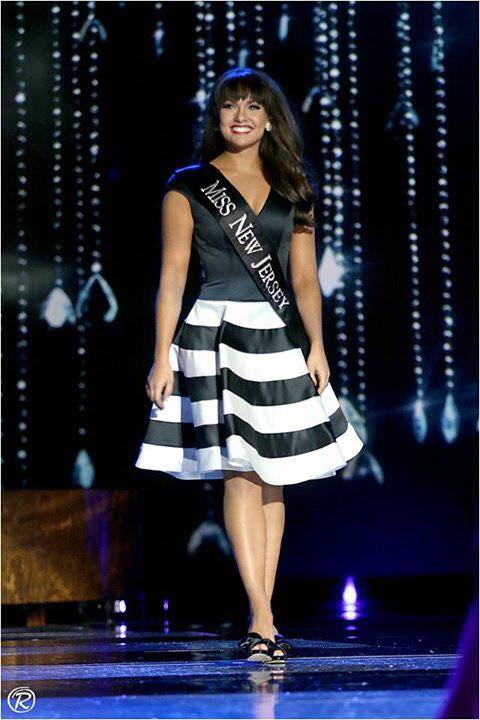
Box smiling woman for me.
[136,159,363,481]
[135,66,364,662]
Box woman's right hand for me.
[145,359,174,410]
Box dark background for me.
[2,1,478,586]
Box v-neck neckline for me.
[206,162,273,218]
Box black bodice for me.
[165,163,295,302]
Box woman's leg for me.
[262,481,285,634]
[223,469,277,651]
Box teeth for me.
[232,127,251,133]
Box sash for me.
[185,163,311,360]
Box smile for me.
[231,126,253,134]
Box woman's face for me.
[218,95,270,149]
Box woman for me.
[135,67,364,663]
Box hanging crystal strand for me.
[13,1,31,485]
[307,3,340,297]
[193,1,216,120]
[75,2,117,325]
[317,25,333,283]
[40,3,76,329]
[346,1,366,418]
[71,1,87,319]
[431,2,459,443]
[70,1,95,489]
[203,2,216,97]
[193,2,208,117]
[347,5,367,420]
[153,2,164,57]
[324,2,363,479]
[237,4,249,67]
[252,3,265,69]
[323,4,350,399]
[340,0,372,481]
[390,3,427,442]
[225,2,238,69]
[277,2,290,42]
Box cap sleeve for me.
[164,169,197,218]
[165,170,194,199]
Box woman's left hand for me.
[307,345,330,395]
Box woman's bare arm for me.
[289,220,324,351]
[146,189,193,408]
[153,189,193,361]
[289,217,330,392]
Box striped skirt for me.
[135,298,364,486]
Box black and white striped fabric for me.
[135,298,364,486]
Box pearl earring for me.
[265,122,272,132]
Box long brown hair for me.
[193,67,317,234]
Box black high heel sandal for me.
[274,633,293,657]
[235,632,272,662]
[262,638,288,664]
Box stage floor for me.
[1,612,464,719]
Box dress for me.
[134,163,364,486]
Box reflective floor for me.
[1,613,463,719]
